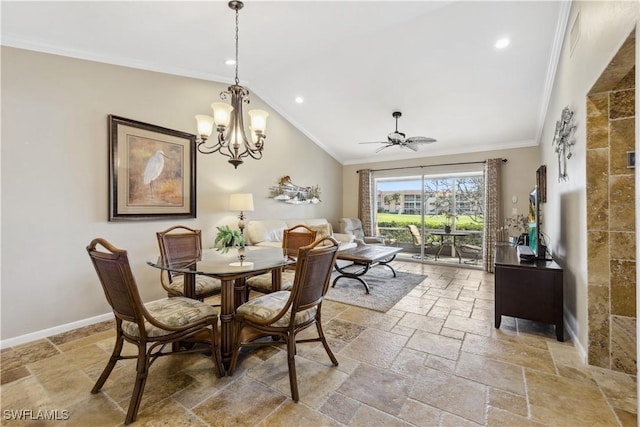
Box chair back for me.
[86,238,144,324]
[282,224,317,258]
[290,237,340,312]
[157,225,203,264]
[407,224,423,246]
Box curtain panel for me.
[483,159,503,272]
[357,169,373,236]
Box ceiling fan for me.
[359,111,436,153]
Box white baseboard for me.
[564,310,587,364]
[0,312,113,350]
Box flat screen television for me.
[528,187,543,259]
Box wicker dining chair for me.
[245,224,317,296]
[229,237,340,402]
[86,238,224,425]
[156,225,222,301]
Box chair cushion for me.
[237,291,317,327]
[122,297,218,338]
[246,271,294,291]
[168,274,221,297]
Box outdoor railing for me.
[378,226,483,247]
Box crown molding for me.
[1,34,233,85]
[535,0,572,145]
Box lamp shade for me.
[195,114,214,139]
[211,102,234,128]
[248,109,269,133]
[229,193,254,211]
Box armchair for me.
[86,238,223,424]
[245,224,317,296]
[229,237,340,402]
[156,225,221,301]
[338,218,385,245]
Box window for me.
[373,170,485,261]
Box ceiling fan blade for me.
[359,141,388,145]
[406,136,436,144]
[375,144,391,153]
[403,143,419,152]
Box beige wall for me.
[537,1,639,358]
[0,47,342,343]
[342,147,542,224]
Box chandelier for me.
[195,1,268,169]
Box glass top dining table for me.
[147,246,294,370]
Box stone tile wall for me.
[586,54,636,375]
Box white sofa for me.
[244,218,357,251]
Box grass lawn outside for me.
[375,213,484,246]
[376,213,483,231]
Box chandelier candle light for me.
[195,1,269,169]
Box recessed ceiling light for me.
[225,59,236,66]
[295,96,304,104]
[495,37,510,49]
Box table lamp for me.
[229,193,254,233]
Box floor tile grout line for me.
[521,364,533,421]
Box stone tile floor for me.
[1,261,636,426]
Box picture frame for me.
[109,115,196,221]
[536,165,547,203]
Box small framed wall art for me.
[536,165,547,203]
[109,115,196,221]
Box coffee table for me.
[332,244,402,294]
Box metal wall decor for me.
[270,176,321,204]
[552,106,577,181]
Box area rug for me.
[325,268,426,312]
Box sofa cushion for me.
[307,224,332,241]
[246,220,287,246]
[254,241,283,248]
[286,218,333,232]
[245,218,356,251]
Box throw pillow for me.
[308,224,331,241]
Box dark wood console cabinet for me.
[494,245,564,341]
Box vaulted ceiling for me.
[1,1,569,165]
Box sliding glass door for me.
[374,170,485,265]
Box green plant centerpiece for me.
[214,225,245,254]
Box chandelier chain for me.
[234,7,239,85]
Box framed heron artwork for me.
[108,115,196,221]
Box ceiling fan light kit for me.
[360,111,436,153]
